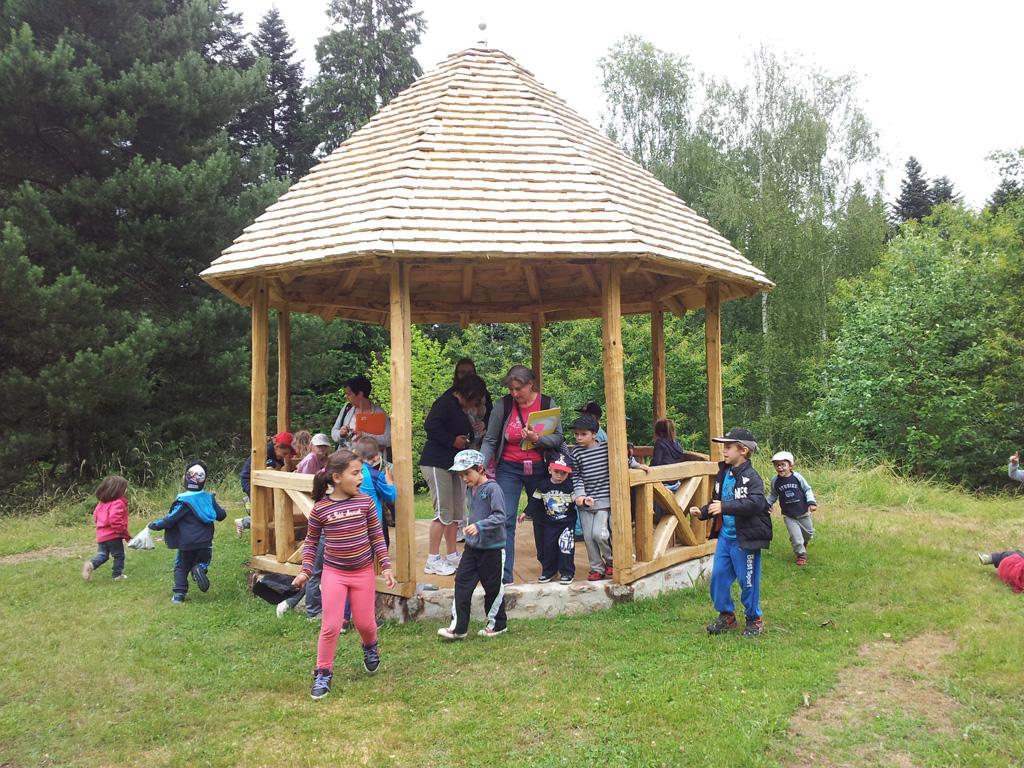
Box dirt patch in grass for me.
[785,632,958,768]
[0,545,90,565]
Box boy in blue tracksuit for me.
[149,461,226,604]
[767,450,818,565]
[690,428,772,637]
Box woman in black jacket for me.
[421,374,488,576]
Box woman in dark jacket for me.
[421,374,488,576]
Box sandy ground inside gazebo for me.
[407,519,592,588]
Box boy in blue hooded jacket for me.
[149,461,226,603]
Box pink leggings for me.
[317,564,378,670]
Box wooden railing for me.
[620,454,719,583]
[248,470,409,596]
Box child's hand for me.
[292,572,309,589]
[382,568,396,588]
[808,505,818,513]
[638,464,651,473]
[517,513,527,524]
[574,496,592,507]
[708,500,722,516]
[689,506,702,517]
[464,523,479,536]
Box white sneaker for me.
[424,556,456,576]
[477,627,508,638]
[276,600,290,618]
[446,551,462,566]
[437,627,467,641]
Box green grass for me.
[1,466,1022,767]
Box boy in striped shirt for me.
[570,414,614,581]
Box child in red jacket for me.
[83,475,131,581]
[978,550,1024,593]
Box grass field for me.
[1,466,1022,767]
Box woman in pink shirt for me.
[83,475,131,581]
[480,365,564,583]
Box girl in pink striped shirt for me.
[292,449,395,700]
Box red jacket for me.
[997,553,1024,593]
[94,498,130,542]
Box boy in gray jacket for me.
[438,450,509,640]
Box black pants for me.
[533,514,576,579]
[990,550,1024,568]
[173,547,212,595]
[91,539,125,577]
[451,546,507,635]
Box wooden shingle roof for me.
[202,48,771,323]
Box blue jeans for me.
[91,539,125,577]
[305,537,326,617]
[709,536,762,620]
[495,459,545,583]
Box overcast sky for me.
[230,0,1023,208]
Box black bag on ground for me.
[252,573,301,604]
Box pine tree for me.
[305,0,426,155]
[231,8,312,179]
[893,156,933,223]
[929,175,959,206]
[0,0,285,479]
[988,178,1022,212]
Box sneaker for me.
[743,617,764,638]
[234,518,245,537]
[538,573,555,583]
[190,565,210,592]
[276,600,290,618]
[362,641,381,674]
[171,593,185,605]
[978,552,993,565]
[113,574,128,581]
[424,556,456,576]
[82,561,94,581]
[340,619,350,634]
[587,570,604,581]
[796,554,808,566]
[437,627,467,641]
[446,551,462,567]
[706,613,738,634]
[606,564,614,578]
[559,575,573,585]
[477,626,508,638]
[310,668,333,699]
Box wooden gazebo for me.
[202,48,773,598]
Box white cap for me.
[311,433,332,447]
[771,451,795,464]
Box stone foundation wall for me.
[376,554,714,624]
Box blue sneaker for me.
[362,642,380,674]
[310,668,332,700]
[171,593,185,605]
[190,565,210,592]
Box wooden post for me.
[531,314,543,390]
[651,305,666,425]
[705,282,724,462]
[601,265,633,583]
[273,488,295,562]
[389,260,416,594]
[276,307,291,432]
[250,279,270,557]
[635,481,654,562]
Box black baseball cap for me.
[711,427,758,453]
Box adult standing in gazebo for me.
[331,375,391,454]
[482,365,563,584]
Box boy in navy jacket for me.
[521,451,577,584]
[149,461,225,603]
[767,451,818,565]
[690,428,771,637]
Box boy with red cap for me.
[520,451,578,584]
